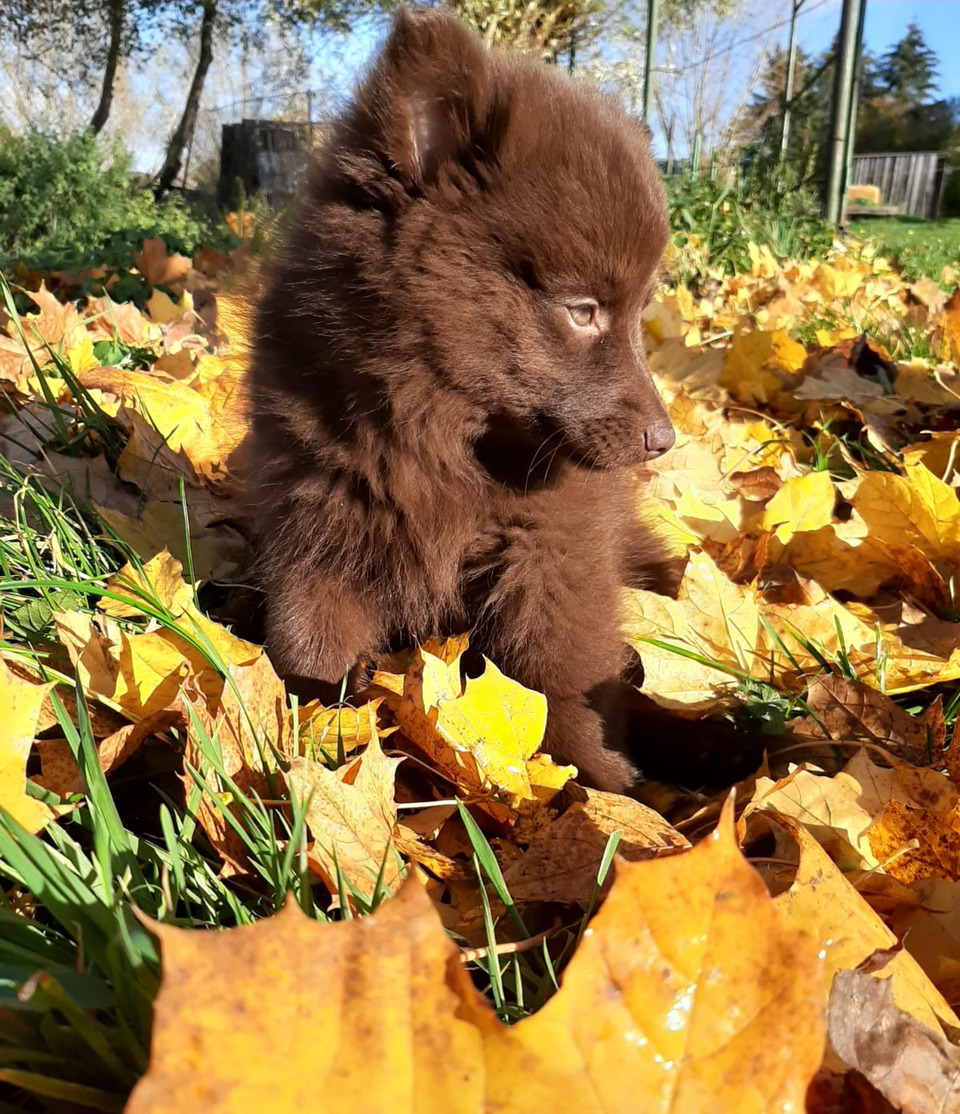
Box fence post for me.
[843,0,868,201]
[824,0,863,224]
[642,0,659,123]
[780,0,802,159]
[691,133,701,180]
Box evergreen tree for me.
[737,43,832,181]
[875,21,937,102]
[856,23,955,153]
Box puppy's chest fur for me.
[282,427,629,645]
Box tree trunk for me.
[154,0,217,198]
[90,0,125,135]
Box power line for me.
[652,0,833,79]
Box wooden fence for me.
[849,151,948,218]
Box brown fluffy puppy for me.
[250,7,676,792]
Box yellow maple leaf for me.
[99,550,195,618]
[718,329,808,405]
[623,550,758,710]
[811,260,863,300]
[0,660,65,833]
[389,644,575,804]
[145,288,191,326]
[767,812,959,1038]
[55,556,261,722]
[759,470,836,546]
[125,805,823,1114]
[852,463,960,565]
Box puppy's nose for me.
[643,422,676,459]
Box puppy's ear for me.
[357,6,503,187]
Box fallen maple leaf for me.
[379,644,576,806]
[828,965,960,1114]
[763,811,959,1038]
[718,328,807,405]
[35,708,183,797]
[286,733,403,899]
[868,798,960,885]
[126,802,823,1114]
[55,559,261,721]
[132,237,191,291]
[501,787,689,904]
[759,470,835,546]
[184,654,292,874]
[790,673,942,765]
[0,659,64,832]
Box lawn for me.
[852,215,960,283]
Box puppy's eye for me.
[566,302,598,329]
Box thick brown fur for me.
[250,7,678,793]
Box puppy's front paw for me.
[544,699,638,795]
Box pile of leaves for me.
[2,228,960,1113]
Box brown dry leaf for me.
[286,734,403,899]
[828,966,960,1114]
[127,804,823,1114]
[35,708,183,797]
[0,283,86,391]
[938,288,960,363]
[791,674,940,764]
[133,237,191,291]
[94,498,248,583]
[13,282,87,352]
[765,811,959,1038]
[868,798,960,884]
[501,788,689,904]
[85,294,161,348]
[0,659,65,832]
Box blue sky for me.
[793,0,960,99]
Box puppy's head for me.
[330,7,674,470]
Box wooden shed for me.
[218,118,316,207]
[849,151,948,218]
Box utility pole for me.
[642,0,659,123]
[843,0,868,202]
[823,0,863,224]
[780,0,803,159]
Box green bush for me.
[0,128,222,271]
[665,164,832,282]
